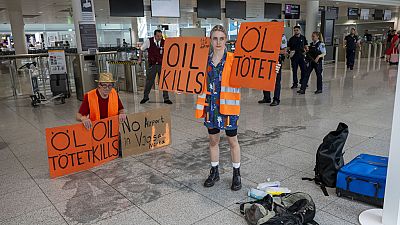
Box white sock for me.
[211,162,219,167]
[232,162,241,169]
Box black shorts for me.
[207,128,237,137]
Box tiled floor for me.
[0,57,395,225]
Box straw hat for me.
[95,72,116,83]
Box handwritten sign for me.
[45,116,119,178]
[120,108,171,157]
[159,37,210,94]
[230,22,284,91]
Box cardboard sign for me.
[120,108,171,157]
[159,37,210,94]
[230,22,284,91]
[45,116,119,178]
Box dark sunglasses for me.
[99,83,114,89]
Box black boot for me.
[204,166,220,187]
[231,167,242,191]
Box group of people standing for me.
[258,25,326,107]
[75,24,327,192]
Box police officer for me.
[288,26,308,89]
[344,28,360,70]
[298,32,326,95]
[258,32,287,106]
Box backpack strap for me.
[302,177,330,196]
[320,185,329,196]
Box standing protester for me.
[195,25,281,191]
[344,28,361,70]
[258,33,287,106]
[288,26,308,89]
[298,32,326,95]
[196,25,242,191]
[138,30,172,104]
[77,72,127,130]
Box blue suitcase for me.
[336,154,388,207]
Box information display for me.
[384,10,392,21]
[348,8,359,20]
[360,9,369,20]
[151,0,180,17]
[284,4,300,19]
[264,3,282,19]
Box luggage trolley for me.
[20,62,66,107]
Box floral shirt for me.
[204,52,239,130]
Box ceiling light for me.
[99,9,104,11]
[38,11,43,14]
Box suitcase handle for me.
[346,176,380,198]
[363,160,387,167]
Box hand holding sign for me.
[230,22,284,91]
[46,116,119,178]
[159,37,210,94]
[120,107,171,157]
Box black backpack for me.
[303,123,349,196]
[239,193,318,225]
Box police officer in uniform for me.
[258,32,287,106]
[288,26,308,89]
[344,28,360,70]
[139,29,172,104]
[298,32,326,94]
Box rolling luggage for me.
[336,154,388,207]
[50,74,70,97]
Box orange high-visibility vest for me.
[88,88,119,121]
[195,52,240,119]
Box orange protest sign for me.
[230,22,284,91]
[159,37,210,94]
[45,116,119,178]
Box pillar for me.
[71,0,97,53]
[131,18,139,46]
[6,0,27,54]
[395,14,400,31]
[222,0,229,32]
[305,0,319,42]
[382,63,400,224]
[359,51,400,225]
[192,12,201,28]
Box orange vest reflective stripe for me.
[88,88,119,121]
[195,52,240,119]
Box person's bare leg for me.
[227,135,240,163]
[204,133,221,187]
[209,133,220,163]
[228,135,242,191]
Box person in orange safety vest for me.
[77,72,127,130]
[195,25,281,191]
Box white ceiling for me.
[0,0,398,24]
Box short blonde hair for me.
[210,25,227,38]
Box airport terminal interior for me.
[0,0,400,225]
